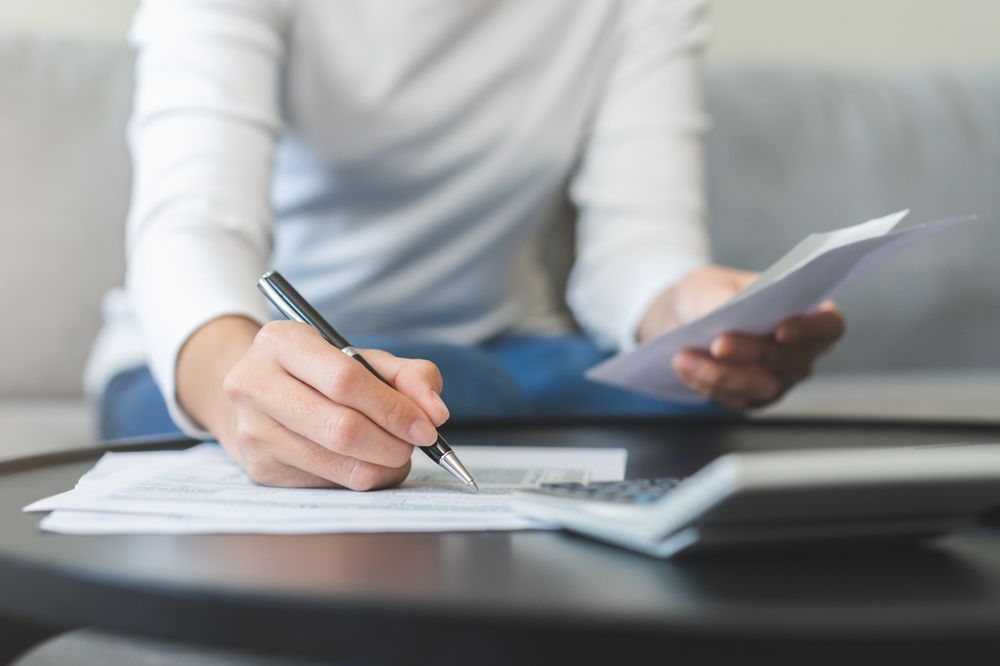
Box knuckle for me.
[257,320,313,353]
[225,362,282,406]
[221,368,246,400]
[234,421,264,449]
[725,337,754,362]
[414,359,443,386]
[388,444,414,469]
[255,320,288,347]
[222,365,267,404]
[326,361,364,401]
[326,409,363,453]
[381,395,413,436]
[244,460,278,486]
[346,459,382,492]
[691,361,718,386]
[714,369,743,394]
[386,458,413,485]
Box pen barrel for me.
[423,439,449,463]
[259,271,352,349]
[342,348,391,386]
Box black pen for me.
[258,270,479,492]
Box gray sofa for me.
[1,32,998,460]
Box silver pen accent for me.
[438,449,479,493]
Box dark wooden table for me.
[3,417,1000,665]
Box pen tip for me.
[468,481,479,493]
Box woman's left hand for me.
[637,265,846,409]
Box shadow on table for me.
[0,613,62,665]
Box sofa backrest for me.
[706,66,1000,374]
[0,34,131,399]
[1,33,998,399]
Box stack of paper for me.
[24,443,627,535]
[587,210,975,402]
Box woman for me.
[87,0,843,490]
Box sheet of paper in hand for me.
[585,210,976,403]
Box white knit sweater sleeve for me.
[567,0,711,352]
[125,0,289,436]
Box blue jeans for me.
[99,333,731,440]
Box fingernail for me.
[409,419,438,446]
[710,337,726,358]
[428,391,450,425]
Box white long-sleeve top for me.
[85,0,711,435]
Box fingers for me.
[775,301,846,352]
[673,350,790,409]
[236,411,411,491]
[710,332,815,375]
[254,323,439,446]
[245,370,416,469]
[712,304,844,365]
[692,302,845,409]
[710,333,772,365]
[222,320,448,490]
[709,302,846,375]
[361,349,449,426]
[242,459,336,489]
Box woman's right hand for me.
[177,317,449,490]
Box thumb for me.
[359,349,449,427]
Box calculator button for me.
[632,494,663,504]
[535,478,681,504]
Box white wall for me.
[2,0,999,66]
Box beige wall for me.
[2,0,998,66]
[712,0,1000,67]
[0,0,135,41]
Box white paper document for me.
[586,210,974,403]
[25,443,627,535]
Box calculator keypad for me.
[535,478,681,505]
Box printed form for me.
[26,443,627,535]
